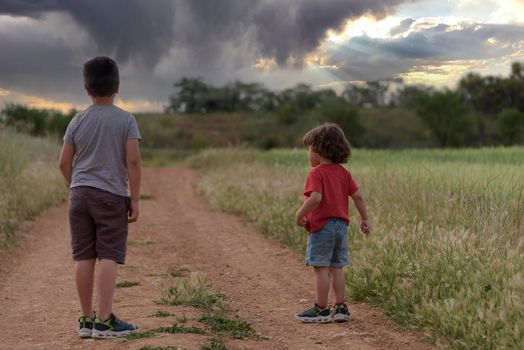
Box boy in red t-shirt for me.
[295,123,370,323]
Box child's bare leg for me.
[97,259,117,320]
[314,267,330,307]
[75,259,96,317]
[330,267,345,304]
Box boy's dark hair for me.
[83,56,119,97]
[303,123,352,163]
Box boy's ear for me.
[114,82,120,95]
[84,85,93,97]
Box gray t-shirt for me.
[63,104,141,197]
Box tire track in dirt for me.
[0,167,432,350]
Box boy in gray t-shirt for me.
[59,56,141,338]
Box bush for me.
[0,103,75,138]
[498,108,524,145]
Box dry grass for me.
[0,127,65,248]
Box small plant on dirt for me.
[169,266,191,277]
[153,323,206,335]
[176,314,188,323]
[199,313,259,340]
[116,281,140,288]
[200,336,230,350]
[139,193,156,200]
[148,310,175,318]
[157,272,225,309]
[123,330,157,340]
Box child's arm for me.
[58,143,75,185]
[350,190,371,235]
[126,139,141,223]
[295,192,322,226]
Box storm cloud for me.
[0,0,408,67]
[0,0,175,65]
[1,1,523,110]
[0,0,412,107]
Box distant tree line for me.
[1,62,522,149]
[166,62,524,147]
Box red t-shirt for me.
[304,163,359,233]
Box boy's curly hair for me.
[303,123,351,163]
[83,56,119,97]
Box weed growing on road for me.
[123,330,157,340]
[139,272,256,350]
[116,281,140,288]
[154,324,206,335]
[157,272,226,309]
[169,267,191,277]
[198,313,259,340]
[200,336,230,350]
[140,193,156,200]
[148,310,175,318]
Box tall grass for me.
[0,127,65,248]
[188,147,524,349]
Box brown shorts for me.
[68,186,129,264]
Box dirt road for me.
[0,167,432,350]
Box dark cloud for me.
[250,0,408,65]
[0,0,411,107]
[389,18,415,36]
[0,0,408,68]
[0,0,175,66]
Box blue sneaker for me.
[333,303,351,322]
[78,314,95,338]
[295,304,333,323]
[92,313,139,338]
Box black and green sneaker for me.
[79,315,95,338]
[333,303,351,322]
[92,313,139,338]
[295,304,333,323]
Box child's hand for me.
[360,219,371,235]
[295,213,307,227]
[128,199,139,223]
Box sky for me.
[0,0,523,112]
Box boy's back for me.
[59,56,141,338]
[64,104,140,197]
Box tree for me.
[498,108,523,145]
[343,80,396,107]
[166,78,210,113]
[396,85,433,108]
[511,62,523,82]
[313,97,364,146]
[416,91,472,147]
[1,103,49,136]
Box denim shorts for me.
[305,218,349,268]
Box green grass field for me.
[188,147,524,349]
[0,128,66,248]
